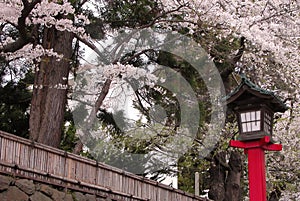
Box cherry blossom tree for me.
[0,0,299,200]
[0,0,91,147]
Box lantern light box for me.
[225,75,287,141]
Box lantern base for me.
[237,133,276,143]
[230,136,282,151]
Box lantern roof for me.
[225,75,288,112]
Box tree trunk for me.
[224,151,242,201]
[208,151,242,201]
[208,152,227,201]
[29,27,74,148]
[268,188,281,201]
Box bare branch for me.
[139,4,187,29]
[94,79,112,115]
[78,0,89,8]
[122,49,155,64]
[76,36,103,57]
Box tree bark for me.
[224,151,242,201]
[208,152,227,201]
[268,188,281,201]
[208,151,242,201]
[29,27,74,148]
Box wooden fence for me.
[0,131,207,201]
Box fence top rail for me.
[0,130,208,201]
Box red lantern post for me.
[230,136,282,201]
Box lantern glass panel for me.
[240,111,261,133]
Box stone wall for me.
[0,174,111,201]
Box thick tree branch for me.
[94,79,112,115]
[76,36,103,57]
[122,49,155,64]
[1,38,29,53]
[1,0,42,53]
[220,36,246,80]
[135,89,151,115]
[73,78,112,154]
[78,0,89,8]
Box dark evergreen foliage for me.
[0,70,33,138]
